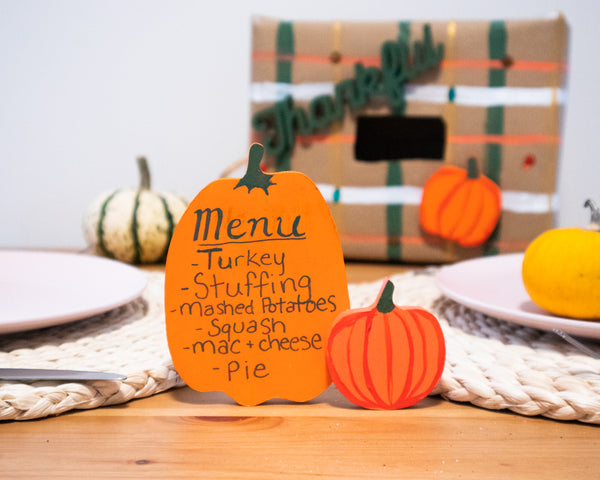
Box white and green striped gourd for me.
[83,157,188,264]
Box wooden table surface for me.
[2,262,599,479]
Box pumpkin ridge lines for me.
[468,173,501,246]
[421,162,501,247]
[421,167,464,234]
[326,324,347,402]
[480,175,502,202]
[86,156,190,265]
[131,190,143,264]
[383,313,395,407]
[453,181,484,243]
[447,181,476,241]
[157,193,176,262]
[362,313,388,408]
[481,178,503,230]
[409,311,445,405]
[395,309,415,403]
[327,280,446,410]
[434,318,447,389]
[344,317,376,408]
[329,312,379,408]
[405,310,430,401]
[436,180,465,237]
[388,308,408,406]
[420,313,446,398]
[429,312,446,394]
[97,189,120,259]
[460,184,495,246]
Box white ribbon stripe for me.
[250,82,567,107]
[316,183,558,214]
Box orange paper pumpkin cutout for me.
[419,158,502,247]
[326,279,445,410]
[165,144,350,406]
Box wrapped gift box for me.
[250,15,568,262]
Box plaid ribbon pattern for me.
[250,16,568,262]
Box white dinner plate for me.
[0,250,147,334]
[435,253,600,339]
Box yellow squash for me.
[522,199,600,319]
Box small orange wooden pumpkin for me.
[165,143,350,406]
[326,279,445,410]
[419,158,501,247]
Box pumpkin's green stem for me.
[466,157,479,179]
[376,280,396,313]
[137,156,151,190]
[235,143,275,195]
[584,199,600,230]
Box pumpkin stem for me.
[376,280,396,313]
[235,143,275,195]
[466,157,479,179]
[137,156,151,190]
[584,199,600,230]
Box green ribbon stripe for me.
[385,21,410,261]
[484,20,506,255]
[485,20,506,186]
[275,21,294,171]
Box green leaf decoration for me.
[235,144,276,195]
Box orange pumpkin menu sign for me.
[327,279,445,410]
[165,144,350,405]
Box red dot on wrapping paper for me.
[522,155,536,169]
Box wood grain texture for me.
[1,262,599,479]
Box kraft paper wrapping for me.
[250,16,568,263]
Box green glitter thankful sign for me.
[252,24,444,166]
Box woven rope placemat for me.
[1,270,599,422]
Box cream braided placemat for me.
[0,271,184,421]
[1,270,599,423]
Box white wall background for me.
[1,0,598,249]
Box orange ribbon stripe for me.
[298,133,560,146]
[253,51,567,72]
